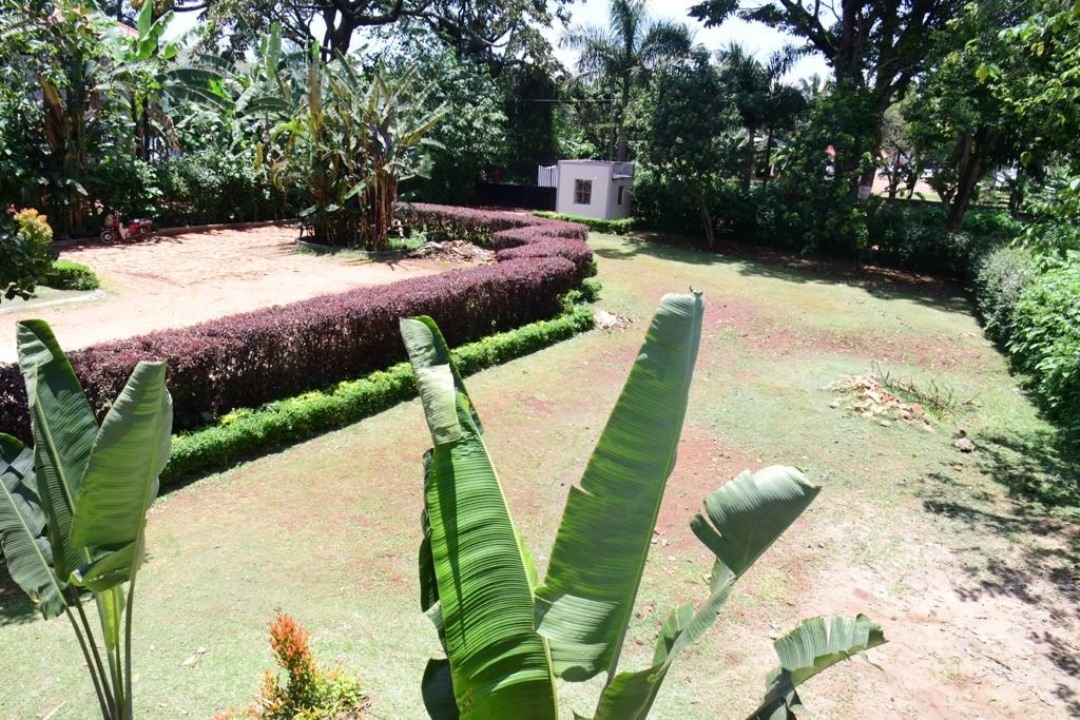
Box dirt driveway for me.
[0,226,453,362]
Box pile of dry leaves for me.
[829,373,936,432]
[408,240,493,264]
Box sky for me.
[550,0,830,82]
[166,0,831,83]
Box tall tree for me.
[718,43,806,190]
[690,0,963,189]
[640,50,731,244]
[561,0,693,162]
[194,0,570,61]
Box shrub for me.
[0,208,54,302]
[214,612,366,720]
[971,245,1040,345]
[1008,254,1080,436]
[163,306,593,485]
[865,202,1021,277]
[0,205,591,440]
[532,211,636,235]
[44,259,100,291]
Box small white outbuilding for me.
[537,160,634,220]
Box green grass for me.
[1,232,1076,719]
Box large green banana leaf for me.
[17,320,98,584]
[70,361,172,594]
[0,433,68,619]
[402,319,558,719]
[749,615,887,720]
[535,292,704,682]
[590,466,821,720]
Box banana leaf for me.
[70,361,172,594]
[590,466,821,719]
[748,615,887,720]
[0,433,67,619]
[17,320,98,583]
[535,292,704,682]
[402,319,557,719]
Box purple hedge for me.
[0,205,591,440]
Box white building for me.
[538,160,634,220]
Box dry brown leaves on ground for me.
[830,372,936,432]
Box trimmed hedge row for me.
[974,246,1080,441]
[400,202,594,276]
[0,205,591,441]
[164,305,594,485]
[531,211,636,236]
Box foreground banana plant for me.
[0,321,172,720]
[401,293,886,719]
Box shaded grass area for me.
[1,231,1077,719]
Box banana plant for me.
[401,293,886,719]
[0,320,172,720]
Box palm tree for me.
[561,0,693,162]
[719,43,806,190]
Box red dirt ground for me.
[0,226,456,362]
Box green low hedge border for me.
[163,305,595,486]
[531,211,636,235]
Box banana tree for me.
[400,293,886,719]
[0,320,172,719]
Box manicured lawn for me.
[1,232,1076,719]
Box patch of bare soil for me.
[706,299,990,371]
[0,225,461,362]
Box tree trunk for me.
[743,123,756,192]
[762,128,775,188]
[616,79,631,162]
[699,192,715,249]
[946,128,999,233]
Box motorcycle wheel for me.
[100,229,118,244]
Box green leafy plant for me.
[532,211,636,235]
[214,612,367,720]
[45,259,100,291]
[400,292,886,719]
[0,320,172,720]
[0,208,55,302]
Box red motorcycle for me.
[100,211,154,243]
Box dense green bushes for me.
[44,259,99,291]
[634,169,1022,277]
[0,208,54,302]
[971,246,1040,344]
[974,246,1080,440]
[1008,255,1080,436]
[864,203,1021,276]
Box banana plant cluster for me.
[401,293,886,720]
[249,23,447,250]
[0,321,173,720]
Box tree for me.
[902,0,1029,231]
[195,0,571,62]
[988,0,1080,249]
[691,0,963,190]
[380,39,508,203]
[562,0,694,162]
[400,295,886,718]
[718,43,806,191]
[639,51,731,244]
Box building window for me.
[574,179,592,205]
[617,185,625,205]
